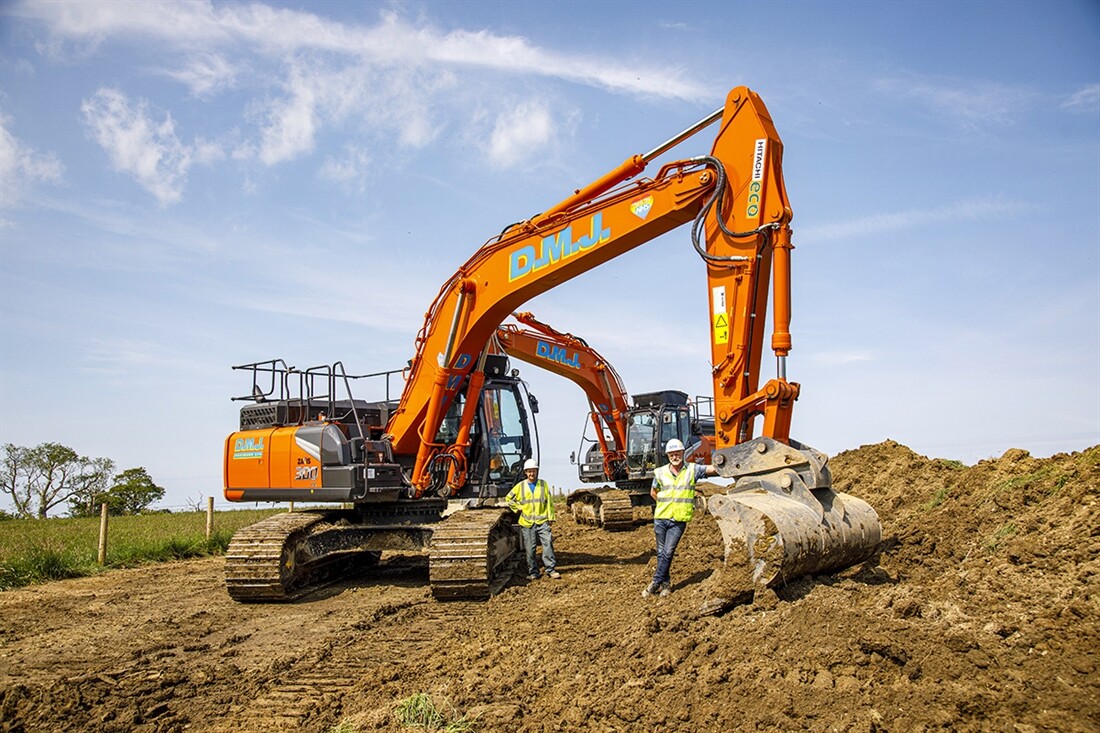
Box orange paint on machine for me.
[224,426,321,495]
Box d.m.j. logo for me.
[233,436,265,459]
[509,213,611,282]
[536,340,581,369]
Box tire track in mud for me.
[6,445,1097,733]
[199,578,486,732]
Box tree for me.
[69,466,166,517]
[1,443,115,519]
[109,467,165,515]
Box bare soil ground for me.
[1,441,1097,733]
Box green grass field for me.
[0,508,284,591]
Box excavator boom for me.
[388,87,796,494]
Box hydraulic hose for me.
[690,155,777,264]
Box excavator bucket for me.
[701,438,881,613]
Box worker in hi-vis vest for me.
[506,458,561,580]
[643,438,717,597]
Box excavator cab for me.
[434,359,539,501]
[573,389,713,486]
[624,391,698,481]
[574,420,620,484]
[473,379,538,495]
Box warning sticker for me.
[712,286,728,344]
[713,312,729,345]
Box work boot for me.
[659,582,672,597]
[547,570,561,579]
[642,581,660,598]
[527,572,540,580]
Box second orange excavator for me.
[493,311,714,530]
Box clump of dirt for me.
[1,441,1097,732]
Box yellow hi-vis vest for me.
[653,463,699,522]
[505,479,556,527]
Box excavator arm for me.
[493,312,630,481]
[386,87,795,494]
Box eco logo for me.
[746,139,766,220]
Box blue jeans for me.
[652,518,686,585]
[521,522,555,575]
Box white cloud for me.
[257,66,318,165]
[81,88,195,205]
[14,1,720,189]
[487,100,555,169]
[18,1,714,99]
[800,196,1022,243]
[873,76,1033,130]
[192,138,225,166]
[162,53,238,98]
[319,145,371,193]
[0,115,64,206]
[1062,84,1100,112]
[252,60,449,167]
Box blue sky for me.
[1,0,1097,513]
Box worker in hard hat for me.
[505,458,561,580]
[643,438,717,598]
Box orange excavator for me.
[492,311,714,530]
[492,311,631,485]
[222,85,881,606]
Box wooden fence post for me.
[97,503,109,565]
[206,496,214,539]
[288,501,294,513]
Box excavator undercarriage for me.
[566,487,638,530]
[225,501,520,602]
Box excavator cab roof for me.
[632,390,689,408]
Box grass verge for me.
[0,508,282,590]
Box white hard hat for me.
[665,439,685,454]
[523,458,539,471]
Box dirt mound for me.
[1,441,1097,732]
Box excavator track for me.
[567,487,635,530]
[428,508,519,600]
[225,511,379,602]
